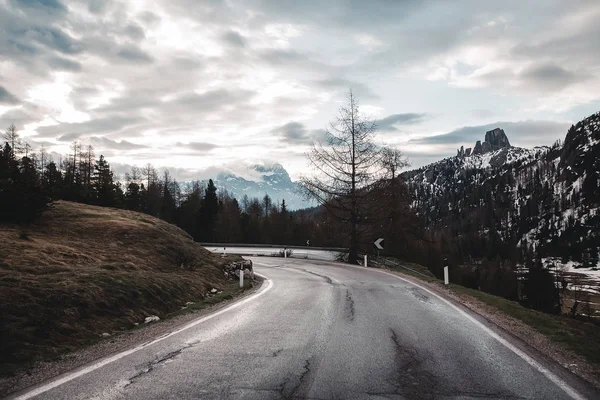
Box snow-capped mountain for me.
[213,163,313,210]
[403,113,600,279]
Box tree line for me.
[0,124,380,247]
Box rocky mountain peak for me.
[458,127,511,157]
[485,128,511,149]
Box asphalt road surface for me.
[11,258,596,400]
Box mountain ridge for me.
[212,163,311,210]
[402,111,600,283]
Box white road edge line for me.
[13,274,274,400]
[370,267,585,400]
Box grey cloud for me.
[116,46,154,64]
[176,142,220,152]
[11,0,66,13]
[271,121,326,144]
[519,63,588,91]
[0,86,19,105]
[376,113,428,131]
[58,132,83,142]
[249,0,423,29]
[410,120,571,149]
[314,78,378,100]
[47,55,82,71]
[511,8,600,66]
[139,11,161,25]
[169,89,256,112]
[89,136,148,150]
[222,30,246,47]
[123,24,146,40]
[0,5,82,63]
[260,49,334,75]
[36,115,145,138]
[0,104,46,129]
[87,0,107,14]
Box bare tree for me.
[300,90,384,264]
[23,142,32,158]
[3,124,20,155]
[143,163,157,189]
[39,145,48,176]
[380,146,409,180]
[71,140,80,183]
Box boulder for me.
[144,315,160,324]
[223,260,255,280]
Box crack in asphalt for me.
[277,358,313,399]
[407,287,430,303]
[273,348,283,357]
[345,289,355,321]
[289,359,311,398]
[388,329,438,399]
[300,269,333,285]
[388,329,526,400]
[125,346,189,387]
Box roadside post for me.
[364,254,368,267]
[444,258,449,285]
[306,240,310,259]
[284,247,287,259]
[239,268,244,288]
[223,247,226,256]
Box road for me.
[11,258,595,400]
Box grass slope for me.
[0,201,237,375]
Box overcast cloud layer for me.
[1,0,600,179]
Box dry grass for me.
[0,201,238,376]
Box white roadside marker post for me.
[223,247,226,257]
[364,254,368,267]
[239,268,244,288]
[284,248,287,259]
[444,258,449,285]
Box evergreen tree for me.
[196,179,219,242]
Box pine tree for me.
[197,179,219,242]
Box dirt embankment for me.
[0,201,240,377]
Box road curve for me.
[9,258,596,400]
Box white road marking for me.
[261,258,586,399]
[360,266,586,400]
[13,275,274,400]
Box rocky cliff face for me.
[465,128,511,156]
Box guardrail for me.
[198,243,347,252]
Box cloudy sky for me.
[1,0,600,180]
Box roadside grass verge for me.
[385,259,600,367]
[0,201,243,377]
[449,284,600,365]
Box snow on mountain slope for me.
[213,163,313,210]
[403,113,600,283]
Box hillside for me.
[0,201,240,375]
[403,112,600,311]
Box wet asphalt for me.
[11,258,595,400]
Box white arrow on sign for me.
[374,238,384,250]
